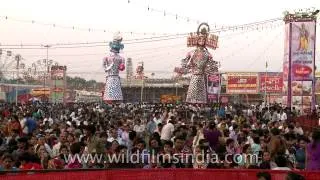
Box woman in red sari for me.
[6,115,22,136]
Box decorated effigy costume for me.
[102,33,125,103]
[181,23,219,104]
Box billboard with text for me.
[226,73,258,94]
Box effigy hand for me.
[104,62,114,72]
[119,63,125,71]
[204,59,218,74]
[181,58,189,68]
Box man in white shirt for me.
[20,117,28,135]
[272,111,280,122]
[247,108,253,117]
[133,119,145,138]
[153,112,162,125]
[35,135,54,158]
[280,110,287,121]
[52,132,67,157]
[294,122,304,135]
[160,119,175,142]
[107,128,122,144]
[43,115,54,126]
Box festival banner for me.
[50,66,67,103]
[226,72,258,94]
[221,74,227,85]
[207,74,219,102]
[290,21,315,81]
[289,21,316,113]
[259,72,283,93]
[269,95,282,104]
[291,80,313,113]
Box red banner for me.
[1,169,319,180]
[227,73,258,94]
[259,73,283,93]
[18,94,32,104]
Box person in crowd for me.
[268,128,286,159]
[0,102,317,172]
[204,122,222,152]
[306,129,320,170]
[286,172,305,180]
[19,152,42,170]
[0,154,18,171]
[52,132,67,157]
[133,119,145,138]
[84,125,104,154]
[256,172,271,180]
[295,138,307,170]
[159,140,175,168]
[160,118,175,143]
[5,115,22,137]
[272,154,291,170]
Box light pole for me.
[139,62,144,103]
[43,45,51,102]
[15,54,21,106]
[218,63,222,104]
[264,61,268,110]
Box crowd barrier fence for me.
[1,169,320,180]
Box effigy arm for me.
[103,57,114,72]
[204,55,218,74]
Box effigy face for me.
[197,35,206,47]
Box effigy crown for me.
[109,32,124,53]
[187,23,219,49]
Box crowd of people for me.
[0,102,319,174]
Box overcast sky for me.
[0,0,319,82]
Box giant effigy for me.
[181,23,219,104]
[102,33,125,103]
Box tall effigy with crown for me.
[102,32,125,103]
[181,23,219,104]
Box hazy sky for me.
[0,0,319,82]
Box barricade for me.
[1,169,320,180]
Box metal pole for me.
[287,22,293,110]
[140,62,144,103]
[312,18,317,111]
[218,62,221,104]
[264,61,267,108]
[15,55,21,106]
[218,72,221,104]
[43,45,50,103]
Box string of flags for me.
[0,15,173,36]
[0,17,283,49]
